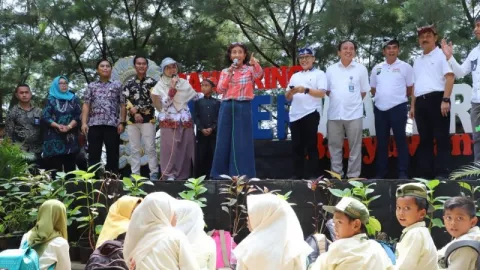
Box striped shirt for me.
[217,62,264,100]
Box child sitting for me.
[438,196,480,269]
[395,183,438,270]
[310,197,393,270]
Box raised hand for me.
[249,52,259,65]
[441,39,453,60]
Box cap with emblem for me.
[298,47,314,56]
[396,183,435,213]
[323,197,370,225]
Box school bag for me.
[440,240,480,270]
[85,240,128,270]
[207,229,237,270]
[0,240,40,270]
[375,240,396,265]
[305,233,331,265]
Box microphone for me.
[232,58,238,75]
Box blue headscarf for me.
[48,76,74,100]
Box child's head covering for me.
[28,199,68,255]
[96,195,142,248]
[233,194,312,270]
[175,200,205,244]
[123,192,178,263]
[396,183,435,213]
[323,197,370,225]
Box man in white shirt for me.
[285,47,327,179]
[370,39,414,179]
[326,40,370,178]
[410,25,454,179]
[441,16,480,162]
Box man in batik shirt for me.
[123,56,159,180]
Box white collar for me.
[338,60,356,68]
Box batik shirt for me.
[5,104,43,154]
[123,76,157,124]
[42,95,82,158]
[84,80,124,127]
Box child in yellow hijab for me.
[96,195,142,248]
[21,199,70,270]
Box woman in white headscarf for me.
[233,194,313,270]
[123,192,199,270]
[175,200,216,270]
[151,57,203,181]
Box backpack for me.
[85,240,128,270]
[305,233,331,265]
[208,230,237,270]
[375,240,396,265]
[0,241,40,270]
[440,240,480,270]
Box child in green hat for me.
[395,183,438,270]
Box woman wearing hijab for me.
[151,57,202,181]
[20,199,70,270]
[175,200,216,270]
[123,192,199,270]
[233,194,313,270]
[96,195,142,248]
[42,76,82,174]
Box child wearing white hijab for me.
[123,192,199,270]
[233,194,313,270]
[175,200,217,270]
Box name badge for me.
[34,117,40,126]
[348,76,354,92]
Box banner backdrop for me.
[183,66,475,164]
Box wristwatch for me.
[304,88,310,94]
[442,97,451,103]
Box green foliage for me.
[122,174,154,197]
[219,175,260,236]
[0,139,33,179]
[70,167,107,248]
[178,176,208,207]
[328,180,382,236]
[413,178,450,231]
[305,177,334,233]
[450,162,480,180]
[456,181,480,217]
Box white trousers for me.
[127,123,158,175]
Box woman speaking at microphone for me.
[211,42,263,179]
[151,57,202,181]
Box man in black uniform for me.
[194,79,220,178]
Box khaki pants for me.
[127,123,158,176]
[327,118,363,178]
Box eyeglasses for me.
[59,82,68,85]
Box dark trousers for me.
[211,100,256,179]
[87,125,120,174]
[290,111,320,179]
[44,153,77,176]
[374,103,409,178]
[196,132,216,178]
[415,92,450,178]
